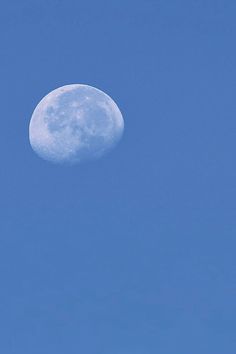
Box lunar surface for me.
[29,84,124,164]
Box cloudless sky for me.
[0,1,236,353]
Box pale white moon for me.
[29,84,124,164]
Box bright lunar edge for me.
[29,84,124,164]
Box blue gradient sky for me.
[0,1,236,353]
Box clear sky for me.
[0,1,236,353]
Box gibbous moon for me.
[29,84,124,164]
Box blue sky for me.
[0,0,236,353]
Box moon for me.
[29,84,124,164]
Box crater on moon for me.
[29,84,124,164]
